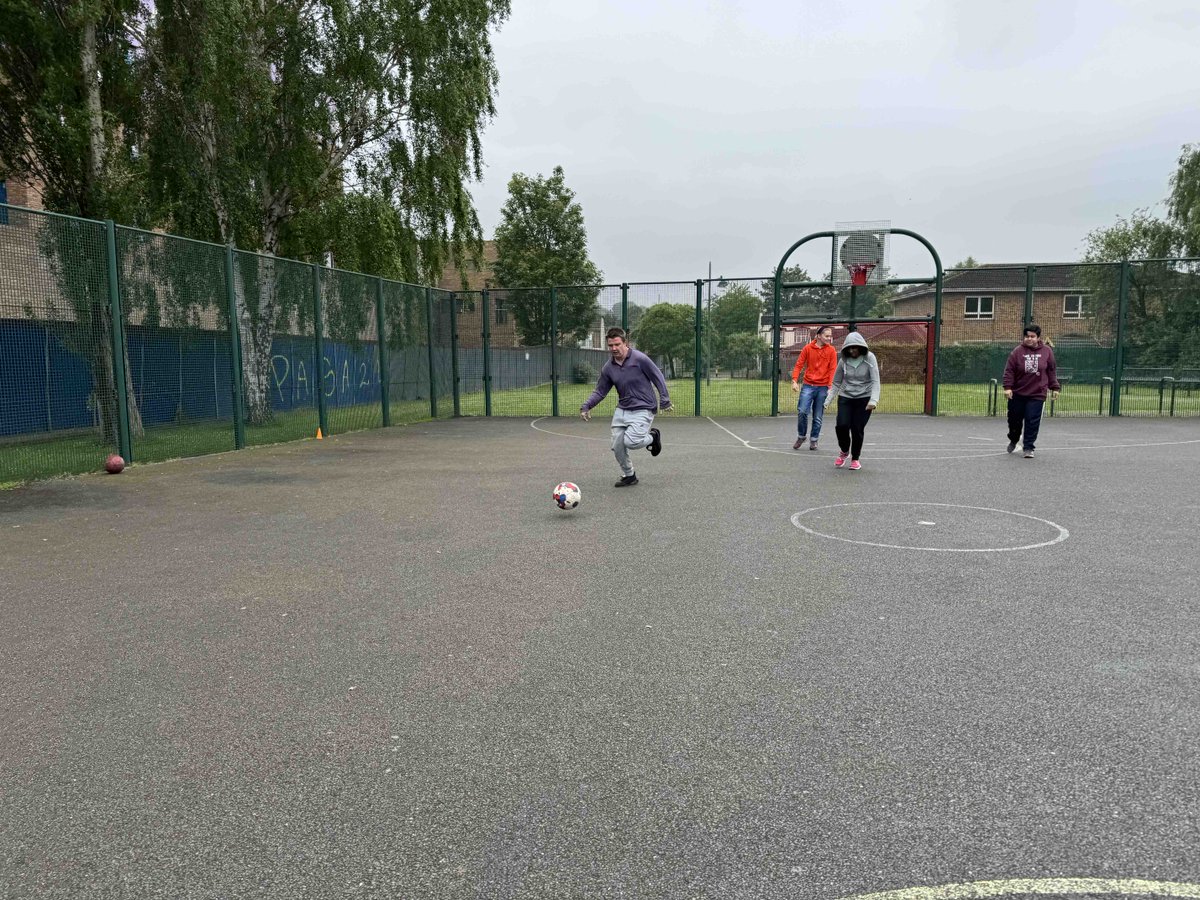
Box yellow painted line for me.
[837,878,1200,900]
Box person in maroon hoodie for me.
[1002,324,1061,459]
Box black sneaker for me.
[1006,441,1017,453]
[649,428,662,456]
[615,474,639,487]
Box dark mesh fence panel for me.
[1034,264,1119,418]
[322,268,383,434]
[453,291,485,416]
[556,285,613,416]
[485,287,552,416]
[930,265,1028,415]
[232,253,321,446]
[116,228,235,461]
[1119,260,1200,416]
[701,277,772,417]
[429,287,454,419]
[627,282,696,416]
[381,281,432,423]
[0,208,118,484]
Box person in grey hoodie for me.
[824,331,880,470]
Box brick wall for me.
[893,292,1112,345]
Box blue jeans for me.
[796,384,828,439]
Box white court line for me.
[836,877,1200,900]
[790,502,1069,553]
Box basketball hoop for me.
[848,263,876,287]
[836,225,888,288]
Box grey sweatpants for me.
[611,407,655,476]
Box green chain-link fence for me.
[3,203,1198,486]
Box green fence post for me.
[425,286,438,418]
[550,287,560,417]
[224,244,246,448]
[621,283,629,332]
[931,264,944,416]
[1023,266,1035,329]
[771,269,782,416]
[104,220,132,462]
[375,277,391,427]
[694,279,703,416]
[1110,261,1130,416]
[449,292,461,417]
[481,289,492,416]
[311,263,329,436]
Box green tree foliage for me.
[722,332,770,378]
[0,0,147,442]
[138,0,510,421]
[1081,208,1194,366]
[952,256,981,269]
[1168,143,1200,256]
[493,166,602,346]
[708,283,761,364]
[759,265,833,314]
[710,284,761,337]
[632,303,692,378]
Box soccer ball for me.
[553,481,581,510]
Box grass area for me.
[5,379,1197,487]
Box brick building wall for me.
[891,265,1112,346]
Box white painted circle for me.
[836,877,1200,900]
[790,502,1069,553]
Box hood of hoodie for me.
[841,331,870,357]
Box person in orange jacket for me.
[789,325,838,450]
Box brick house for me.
[0,173,44,210]
[436,240,523,348]
[891,264,1110,346]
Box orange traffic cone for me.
[316,427,324,440]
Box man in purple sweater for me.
[1002,323,1061,459]
[580,327,672,487]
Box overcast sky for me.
[470,0,1200,282]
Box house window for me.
[494,301,508,324]
[456,297,475,314]
[964,296,994,320]
[1063,294,1087,319]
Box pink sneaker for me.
[848,459,862,471]
[834,452,848,468]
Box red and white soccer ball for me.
[553,481,581,510]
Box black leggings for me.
[835,396,873,460]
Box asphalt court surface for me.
[2,414,1199,899]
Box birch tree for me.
[138,0,510,423]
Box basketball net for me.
[848,263,876,287]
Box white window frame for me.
[964,295,994,320]
[1063,294,1087,319]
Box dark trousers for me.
[1007,394,1045,450]
[835,396,873,460]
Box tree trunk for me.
[81,20,144,440]
[238,247,280,425]
[243,319,274,425]
[81,21,104,200]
